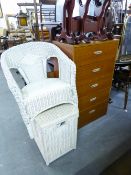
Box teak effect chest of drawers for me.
[53,40,119,128]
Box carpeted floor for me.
[100,149,131,175]
[0,65,131,175]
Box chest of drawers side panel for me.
[53,41,75,61]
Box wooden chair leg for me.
[109,98,113,104]
[124,83,129,111]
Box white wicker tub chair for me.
[1,42,78,138]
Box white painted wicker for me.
[32,104,78,165]
[1,42,78,138]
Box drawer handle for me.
[90,97,97,102]
[57,121,66,127]
[94,51,103,55]
[89,109,96,114]
[92,68,101,73]
[90,83,98,88]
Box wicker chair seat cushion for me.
[18,53,44,84]
[22,79,73,117]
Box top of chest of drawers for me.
[53,40,119,66]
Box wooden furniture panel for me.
[76,58,115,82]
[53,41,74,59]
[74,41,117,66]
[78,87,110,111]
[53,40,119,128]
[78,101,108,128]
[47,57,59,78]
[77,75,112,97]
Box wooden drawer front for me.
[74,41,118,66]
[78,88,110,112]
[77,58,115,82]
[78,101,108,128]
[77,75,112,97]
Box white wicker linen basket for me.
[32,103,78,165]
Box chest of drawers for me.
[53,40,119,128]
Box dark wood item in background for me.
[53,40,119,128]
[57,0,113,44]
[32,0,40,41]
[113,59,131,111]
[82,0,112,41]
[57,0,83,44]
[39,0,56,5]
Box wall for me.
[0,0,39,28]
[0,0,19,28]
[0,0,5,28]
